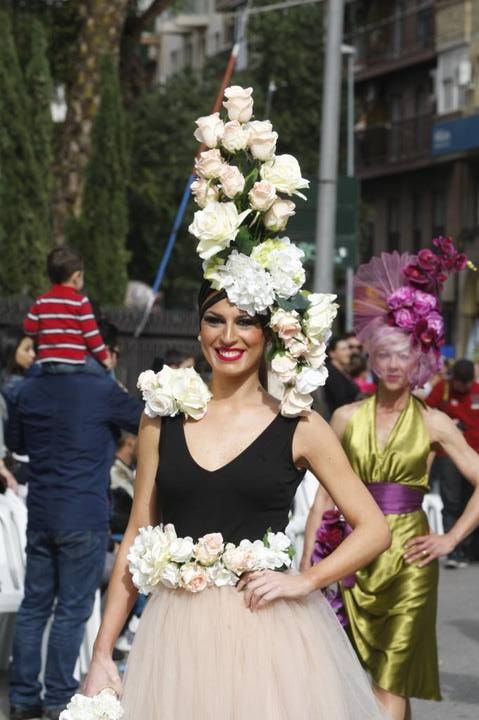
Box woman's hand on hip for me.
[82,652,123,698]
[404,532,456,566]
[237,571,313,611]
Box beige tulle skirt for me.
[122,585,387,719]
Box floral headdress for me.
[189,86,338,416]
[353,237,472,387]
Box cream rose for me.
[221,120,250,153]
[269,308,301,340]
[295,366,328,394]
[284,333,309,358]
[260,154,310,198]
[222,540,257,575]
[193,112,225,148]
[248,180,277,212]
[191,178,219,209]
[189,201,251,260]
[194,533,224,566]
[179,563,208,593]
[270,353,298,384]
[219,164,245,199]
[246,120,278,161]
[304,293,339,341]
[206,561,237,587]
[223,85,254,123]
[194,149,225,180]
[263,198,296,232]
[142,388,176,418]
[170,367,212,420]
[305,342,327,370]
[281,386,313,417]
[169,536,194,564]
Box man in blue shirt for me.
[7,371,142,720]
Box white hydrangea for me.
[251,237,305,298]
[208,250,275,316]
[59,690,124,720]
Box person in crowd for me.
[97,318,122,383]
[7,369,142,720]
[0,392,17,492]
[323,335,360,417]
[23,247,110,373]
[349,353,377,396]
[344,331,362,357]
[426,358,479,567]
[302,241,479,720]
[110,434,137,535]
[1,328,38,487]
[164,348,195,369]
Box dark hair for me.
[0,327,30,377]
[349,353,368,378]
[165,348,186,367]
[47,247,84,284]
[327,335,348,355]
[452,359,474,384]
[97,318,118,350]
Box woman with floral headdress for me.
[78,87,390,720]
[301,240,479,720]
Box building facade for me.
[353,0,479,354]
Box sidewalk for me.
[1,563,478,719]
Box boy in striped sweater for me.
[23,247,111,373]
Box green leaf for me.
[235,225,255,256]
[276,293,309,312]
[243,167,258,196]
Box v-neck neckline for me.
[372,394,411,455]
[182,413,281,474]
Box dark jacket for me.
[7,372,142,532]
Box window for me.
[387,197,400,251]
[184,39,193,68]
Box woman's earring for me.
[197,335,201,342]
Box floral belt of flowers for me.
[127,523,295,595]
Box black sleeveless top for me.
[156,414,305,544]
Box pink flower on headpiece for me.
[417,248,440,273]
[402,261,431,289]
[393,308,416,330]
[414,312,444,350]
[433,236,456,257]
[388,286,415,309]
[455,253,468,271]
[413,290,439,317]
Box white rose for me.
[271,353,298,384]
[159,562,180,589]
[295,366,328,394]
[194,149,225,180]
[269,308,301,340]
[280,386,313,417]
[137,369,157,393]
[304,293,339,341]
[179,563,208,593]
[194,532,224,566]
[189,201,251,260]
[223,85,254,123]
[142,388,177,418]
[193,112,224,148]
[263,198,296,232]
[170,367,212,420]
[266,531,291,554]
[248,180,276,212]
[246,120,278,161]
[207,561,238,587]
[169,536,194,563]
[260,154,310,198]
[191,178,219,209]
[284,333,309,358]
[221,120,250,153]
[219,164,245,199]
[305,342,327,370]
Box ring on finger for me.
[422,550,428,557]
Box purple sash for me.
[367,482,424,515]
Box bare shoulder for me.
[138,413,162,447]
[294,410,339,452]
[419,404,452,443]
[331,399,367,438]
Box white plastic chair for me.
[422,492,444,535]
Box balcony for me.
[356,114,433,178]
[353,3,435,81]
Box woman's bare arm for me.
[83,414,161,695]
[405,408,479,565]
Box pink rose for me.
[412,290,438,317]
[392,308,415,330]
[388,286,416,310]
[269,308,301,340]
[179,563,208,593]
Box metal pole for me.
[313,0,345,294]
[343,46,355,331]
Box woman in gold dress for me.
[302,242,479,720]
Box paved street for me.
[1,564,478,719]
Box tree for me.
[67,57,130,305]
[0,10,49,295]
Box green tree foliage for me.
[0,10,50,295]
[67,56,130,305]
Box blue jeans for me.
[9,530,108,710]
[42,356,106,376]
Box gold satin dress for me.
[341,395,441,701]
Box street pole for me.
[342,44,355,330]
[313,0,345,294]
